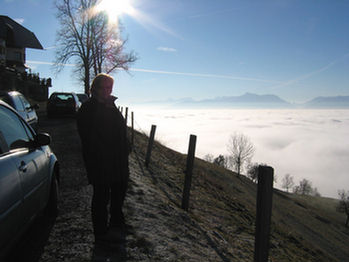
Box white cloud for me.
[129,67,282,84]
[25,61,280,84]
[26,60,76,67]
[27,60,54,65]
[157,47,177,52]
[131,107,349,199]
[44,46,58,50]
[14,18,24,24]
[271,52,349,90]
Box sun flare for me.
[96,0,135,23]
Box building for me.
[0,15,51,101]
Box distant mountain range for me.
[136,93,349,109]
[196,93,289,106]
[303,96,349,108]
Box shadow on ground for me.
[91,228,128,262]
[4,214,56,262]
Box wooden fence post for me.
[145,125,156,167]
[181,134,197,211]
[131,111,134,148]
[125,107,128,126]
[254,165,274,262]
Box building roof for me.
[0,15,43,49]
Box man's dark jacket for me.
[76,96,129,185]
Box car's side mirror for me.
[27,104,40,110]
[35,133,51,146]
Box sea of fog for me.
[128,107,349,199]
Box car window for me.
[0,130,9,154]
[0,105,33,151]
[19,95,31,110]
[51,94,74,101]
[21,117,35,139]
[0,95,14,108]
[12,95,25,111]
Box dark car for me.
[47,92,81,118]
[0,91,39,131]
[77,93,89,104]
[0,100,59,258]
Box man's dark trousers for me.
[92,182,127,236]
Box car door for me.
[0,156,24,252]
[0,105,48,230]
[14,119,49,211]
[0,109,24,250]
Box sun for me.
[96,0,135,23]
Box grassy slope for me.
[133,129,349,262]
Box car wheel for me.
[45,173,59,217]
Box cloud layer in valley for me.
[131,108,349,198]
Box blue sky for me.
[2,0,349,104]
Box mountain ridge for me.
[134,93,349,109]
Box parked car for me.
[77,93,89,104]
[47,92,81,118]
[0,100,59,258]
[0,91,39,131]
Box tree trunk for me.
[84,66,90,95]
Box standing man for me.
[77,73,130,243]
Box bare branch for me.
[226,132,255,176]
[54,0,137,94]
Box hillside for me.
[5,116,348,262]
[133,130,349,261]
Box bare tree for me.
[293,179,313,195]
[90,15,136,75]
[246,162,259,183]
[247,163,273,183]
[226,132,255,176]
[337,190,349,227]
[203,154,214,163]
[54,0,137,94]
[282,174,294,193]
[293,178,321,197]
[213,155,228,168]
[312,187,321,197]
